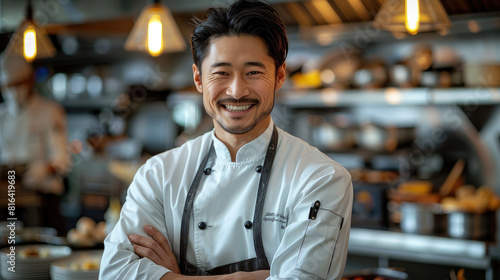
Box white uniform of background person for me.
[100,120,353,280]
[0,54,69,195]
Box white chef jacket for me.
[0,92,69,194]
[100,120,353,280]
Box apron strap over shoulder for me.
[252,126,278,260]
[179,142,214,270]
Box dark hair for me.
[190,0,288,73]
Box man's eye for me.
[247,71,262,75]
[214,71,228,76]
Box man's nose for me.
[225,76,249,99]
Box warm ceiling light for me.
[124,0,186,56]
[147,15,163,56]
[5,1,56,62]
[405,0,419,35]
[23,26,38,61]
[373,0,451,35]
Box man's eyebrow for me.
[246,61,266,68]
[210,62,231,68]
[209,61,267,69]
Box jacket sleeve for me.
[268,164,353,280]
[99,159,171,280]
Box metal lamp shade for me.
[4,19,56,62]
[373,0,451,34]
[124,3,186,56]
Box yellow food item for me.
[457,268,466,280]
[21,248,39,258]
[68,217,106,246]
[69,262,80,271]
[67,228,95,247]
[291,70,322,89]
[475,186,494,201]
[356,191,373,204]
[455,185,475,200]
[441,185,500,213]
[69,259,100,271]
[76,217,96,237]
[81,259,99,270]
[20,248,49,258]
[93,221,107,243]
[456,197,475,212]
[398,180,433,195]
[489,196,500,211]
[441,197,461,212]
[39,249,50,258]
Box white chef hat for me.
[0,53,34,86]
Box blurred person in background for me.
[0,53,70,234]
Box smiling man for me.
[100,1,352,279]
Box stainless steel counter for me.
[348,227,498,279]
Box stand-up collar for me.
[211,119,275,164]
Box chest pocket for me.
[295,208,344,280]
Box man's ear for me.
[275,62,286,91]
[193,64,203,93]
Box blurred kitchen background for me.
[0,0,500,279]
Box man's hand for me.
[160,270,270,280]
[130,225,270,279]
[129,225,181,274]
[230,271,271,280]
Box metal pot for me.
[317,48,362,89]
[463,63,500,87]
[311,123,355,151]
[309,115,355,151]
[399,202,438,235]
[352,61,388,89]
[446,211,496,240]
[356,123,416,152]
[390,64,414,88]
[388,201,442,235]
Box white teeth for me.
[225,104,252,112]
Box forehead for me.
[202,35,274,68]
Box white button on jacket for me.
[100,120,353,280]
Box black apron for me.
[179,126,278,275]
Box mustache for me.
[217,98,259,105]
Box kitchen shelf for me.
[278,88,500,108]
[61,96,119,110]
[431,88,500,105]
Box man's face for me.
[193,35,286,136]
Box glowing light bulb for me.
[23,26,37,62]
[405,0,420,35]
[147,14,163,56]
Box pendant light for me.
[124,0,186,56]
[4,0,56,62]
[373,0,451,35]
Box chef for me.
[100,0,352,279]
[0,53,69,232]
